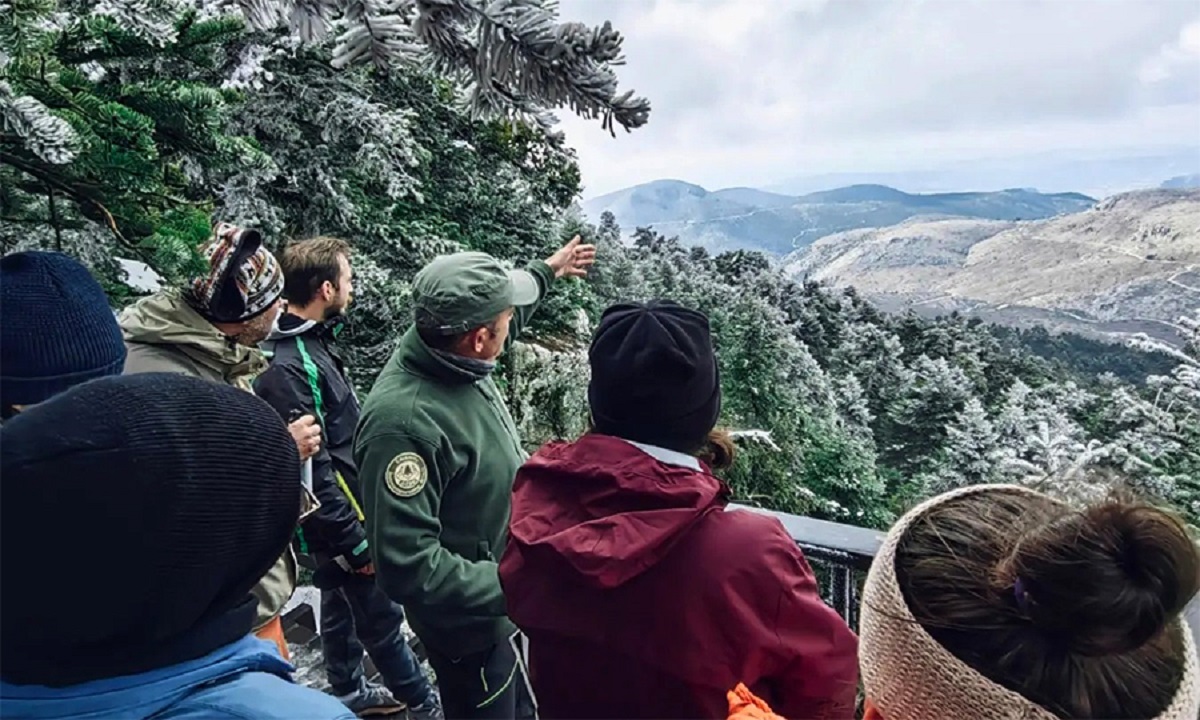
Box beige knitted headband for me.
[859,483,1200,720]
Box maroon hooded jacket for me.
[499,434,859,719]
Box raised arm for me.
[508,235,596,341]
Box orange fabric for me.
[254,615,290,661]
[861,698,884,720]
[727,683,787,720]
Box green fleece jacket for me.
[119,290,296,631]
[354,260,553,658]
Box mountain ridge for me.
[583,180,1096,255]
[782,188,1200,344]
[760,148,1200,198]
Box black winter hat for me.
[0,251,127,407]
[588,300,721,454]
[0,373,302,687]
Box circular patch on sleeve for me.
[386,452,428,498]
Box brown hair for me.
[894,490,1200,719]
[696,428,736,471]
[280,236,350,306]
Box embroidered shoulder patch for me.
[386,452,428,498]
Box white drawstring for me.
[509,631,539,719]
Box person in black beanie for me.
[0,251,126,420]
[587,299,723,455]
[0,373,355,720]
[499,300,859,720]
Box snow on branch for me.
[334,0,423,69]
[235,0,650,133]
[447,0,650,134]
[728,429,782,452]
[92,0,181,46]
[1,81,79,165]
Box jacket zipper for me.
[476,381,526,461]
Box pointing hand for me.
[546,235,597,279]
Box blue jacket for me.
[0,636,355,720]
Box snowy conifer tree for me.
[932,397,999,492]
[985,379,1116,504]
[881,354,973,477]
[1125,310,1200,519]
[1,0,257,282]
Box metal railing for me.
[283,505,885,682]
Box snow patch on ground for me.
[282,585,322,626]
[117,257,163,293]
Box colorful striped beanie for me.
[186,222,283,323]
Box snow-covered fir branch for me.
[0,82,79,165]
[728,429,782,452]
[232,0,650,131]
[91,0,181,46]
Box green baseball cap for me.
[412,251,541,335]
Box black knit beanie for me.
[0,251,126,408]
[588,300,721,454]
[0,373,301,687]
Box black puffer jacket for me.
[255,313,368,574]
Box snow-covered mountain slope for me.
[783,189,1200,344]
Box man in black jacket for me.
[255,237,441,719]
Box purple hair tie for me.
[1013,577,1032,614]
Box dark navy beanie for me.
[0,251,127,407]
[0,373,301,686]
[588,300,721,454]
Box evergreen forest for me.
[4,0,1197,530]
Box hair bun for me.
[1014,499,1200,657]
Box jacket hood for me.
[266,312,352,341]
[0,636,290,719]
[120,290,265,376]
[507,433,729,589]
[267,312,318,340]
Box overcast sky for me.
[555,0,1200,198]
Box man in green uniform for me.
[355,237,594,720]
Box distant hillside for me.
[583,180,1095,255]
[783,189,1200,344]
[1163,174,1200,189]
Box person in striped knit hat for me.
[120,221,322,659]
[123,221,289,379]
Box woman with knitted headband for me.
[858,484,1200,720]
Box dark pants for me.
[425,636,536,720]
[321,575,433,706]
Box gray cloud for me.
[556,0,1200,197]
